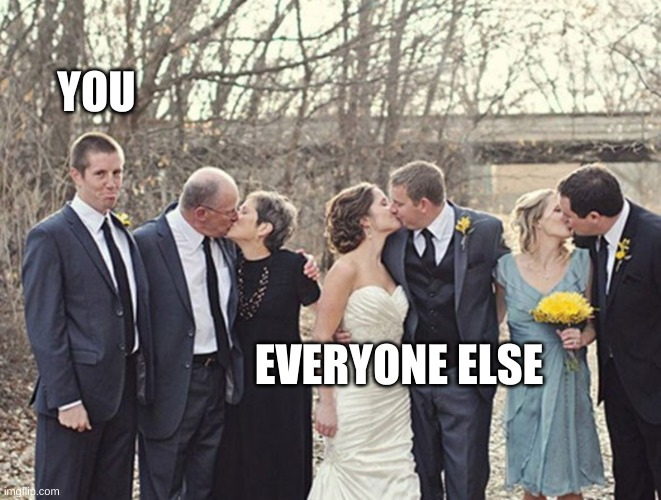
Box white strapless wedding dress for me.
[308,286,420,500]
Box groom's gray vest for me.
[405,233,460,368]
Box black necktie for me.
[203,237,230,368]
[421,229,436,269]
[102,219,134,354]
[596,236,609,308]
[595,236,610,356]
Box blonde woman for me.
[495,189,604,499]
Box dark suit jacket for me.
[133,203,243,440]
[22,204,154,423]
[589,202,661,424]
[383,203,509,399]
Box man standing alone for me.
[22,132,153,499]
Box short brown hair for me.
[69,132,124,174]
[389,161,445,205]
[557,163,623,218]
[247,191,298,252]
[326,183,376,254]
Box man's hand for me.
[297,249,321,282]
[58,403,92,432]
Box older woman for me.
[495,189,604,500]
[215,190,320,500]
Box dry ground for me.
[1,316,614,499]
[309,331,615,500]
[482,346,614,499]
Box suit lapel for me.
[155,212,194,318]
[452,204,467,310]
[110,212,141,282]
[386,229,409,290]
[117,215,149,314]
[63,205,116,293]
[607,204,639,307]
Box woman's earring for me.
[365,227,373,239]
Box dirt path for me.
[1,344,613,499]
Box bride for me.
[308,182,420,500]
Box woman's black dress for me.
[215,249,320,500]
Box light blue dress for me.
[496,249,604,496]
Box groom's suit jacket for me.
[586,201,661,425]
[22,204,154,423]
[383,203,509,399]
[133,203,243,440]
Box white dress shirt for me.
[166,208,232,354]
[62,196,140,411]
[71,195,139,351]
[602,199,630,291]
[413,201,455,265]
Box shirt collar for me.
[70,195,108,233]
[604,199,630,248]
[167,206,206,249]
[415,201,454,240]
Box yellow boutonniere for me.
[456,216,471,235]
[116,212,132,228]
[455,215,473,250]
[614,237,631,272]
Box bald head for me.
[180,167,239,237]
[180,167,237,211]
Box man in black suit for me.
[383,161,509,500]
[558,164,661,499]
[22,132,153,499]
[134,167,244,499]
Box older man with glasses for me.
[135,167,318,499]
[134,167,243,499]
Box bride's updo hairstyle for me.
[326,182,377,254]
[510,188,555,253]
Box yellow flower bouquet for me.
[530,291,594,372]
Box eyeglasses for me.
[200,205,238,218]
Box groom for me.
[382,161,509,500]
[558,164,661,499]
